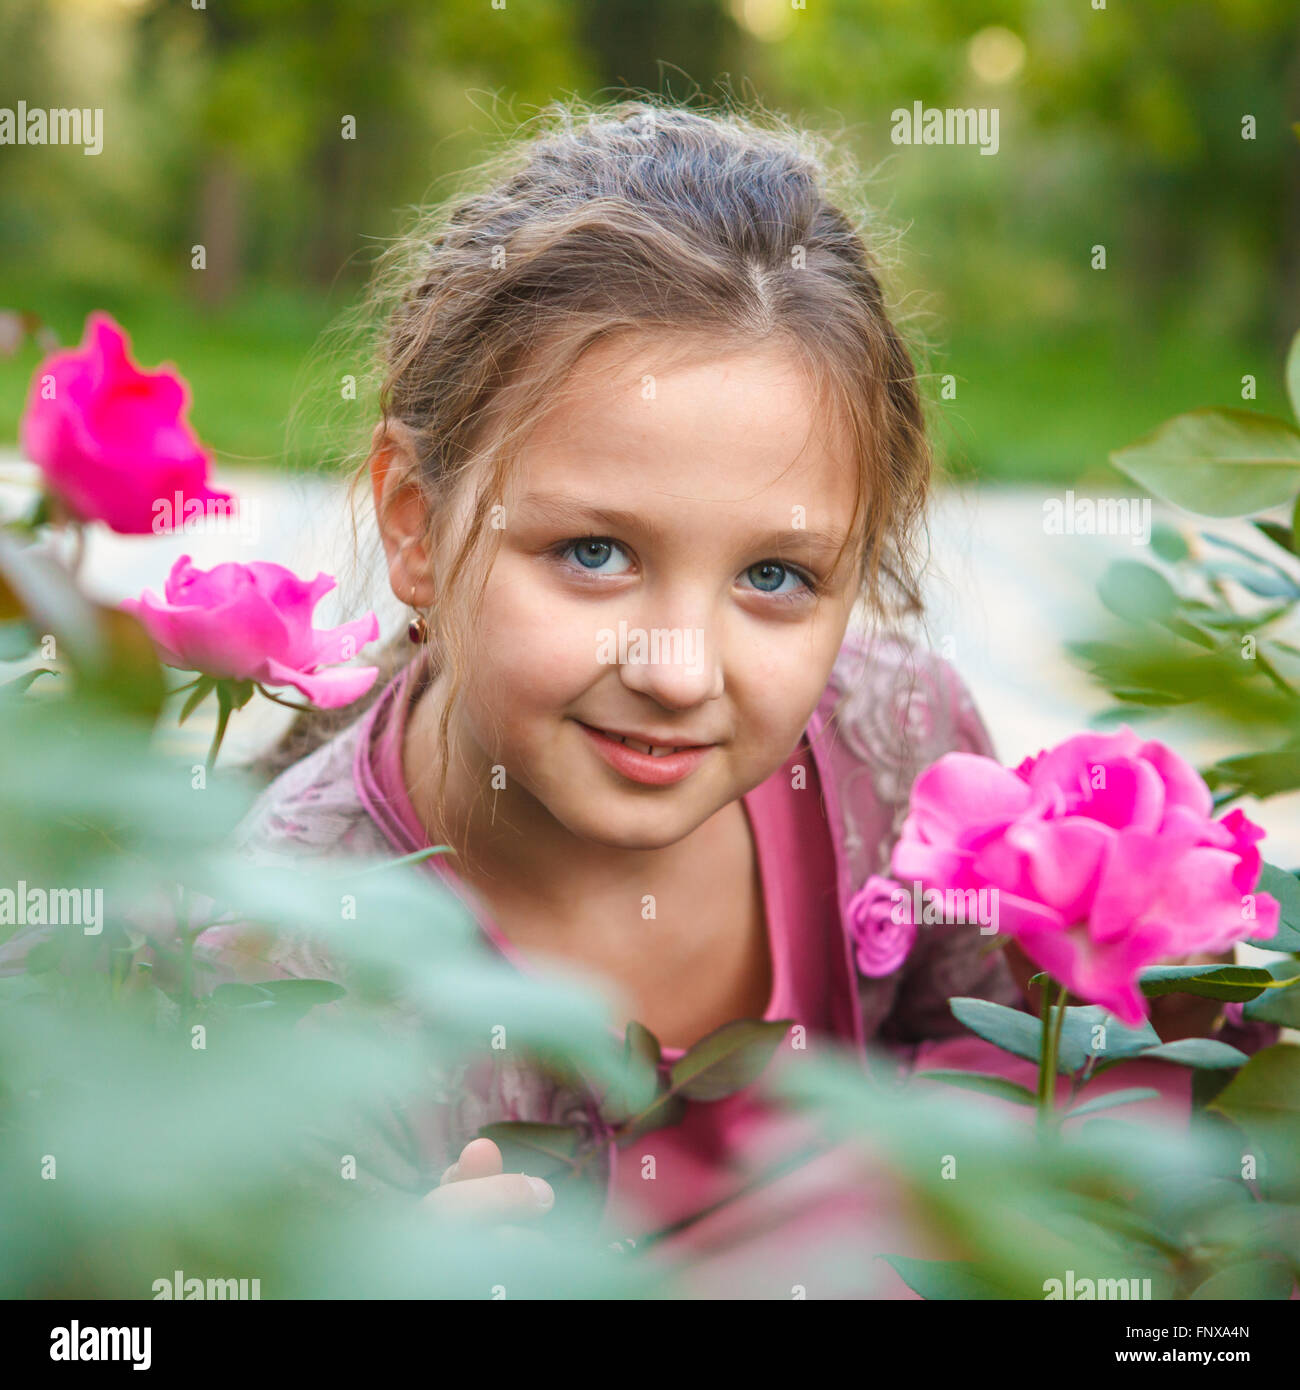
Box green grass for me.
[932,325,1295,487]
[1,282,1292,488]
[0,281,339,472]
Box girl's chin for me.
[545,792,721,852]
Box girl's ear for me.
[369,422,436,608]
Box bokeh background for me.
[2,0,1298,483]
[3,0,1300,844]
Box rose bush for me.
[890,727,1279,1026]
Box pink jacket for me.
[194,632,1029,1201]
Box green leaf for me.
[477,1121,581,1182]
[210,982,276,1009]
[24,936,63,974]
[0,620,37,661]
[209,978,344,1023]
[913,1069,1037,1105]
[1251,863,1300,951]
[1134,1039,1248,1069]
[948,997,1067,1070]
[352,845,454,875]
[1286,329,1300,425]
[1189,1259,1295,1300]
[668,1018,792,1101]
[1063,1005,1161,1070]
[1148,522,1189,563]
[1097,560,1179,624]
[1065,1087,1161,1119]
[598,1021,664,1125]
[1243,959,1300,1026]
[1207,750,1300,803]
[2,667,57,697]
[879,1255,1013,1300]
[1138,964,1275,1002]
[618,1091,687,1142]
[1254,519,1294,553]
[217,678,257,713]
[178,676,216,725]
[1110,409,1300,518]
[1208,1044,1300,1200]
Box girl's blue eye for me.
[561,538,631,574]
[742,561,807,596]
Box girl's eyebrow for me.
[515,491,848,563]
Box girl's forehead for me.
[510,338,858,515]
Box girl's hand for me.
[421,1137,555,1225]
[1002,940,1231,1043]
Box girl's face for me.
[447,336,863,851]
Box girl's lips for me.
[575,721,713,787]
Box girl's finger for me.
[451,1137,503,1182]
[424,1172,555,1221]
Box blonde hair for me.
[264,98,933,801]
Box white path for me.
[5,455,1300,865]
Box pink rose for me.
[846,874,917,978]
[122,556,380,709]
[890,727,1279,1027]
[20,311,231,534]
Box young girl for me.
[219,102,1254,1272]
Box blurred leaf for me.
[23,936,62,974]
[618,1090,687,1142]
[1189,1259,1295,1299]
[913,1069,1036,1105]
[598,1021,663,1125]
[1111,409,1300,518]
[1148,522,1189,563]
[1097,560,1180,623]
[1254,520,1294,553]
[477,1121,581,1181]
[880,1255,1012,1300]
[1205,748,1300,802]
[1065,1088,1160,1119]
[178,676,216,725]
[1066,1006,1162,1071]
[1286,329,1300,425]
[1207,1044,1300,1200]
[1133,1039,1247,1069]
[1199,529,1300,578]
[1250,863,1300,951]
[0,620,35,659]
[948,997,1064,1070]
[669,1018,792,1102]
[1243,960,1300,1026]
[1199,560,1300,599]
[1,667,56,697]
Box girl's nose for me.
[613,620,724,709]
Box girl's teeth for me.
[614,733,674,757]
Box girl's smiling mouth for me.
[574,720,717,786]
